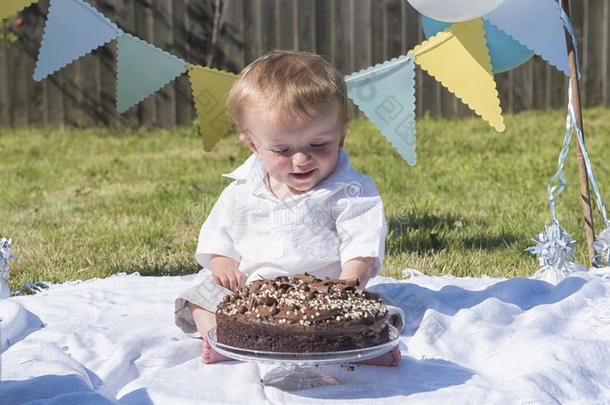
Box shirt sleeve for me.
[334,175,387,277]
[194,183,242,269]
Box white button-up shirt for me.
[195,149,387,284]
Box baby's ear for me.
[239,133,259,156]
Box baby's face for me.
[240,103,348,195]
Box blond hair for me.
[227,50,348,131]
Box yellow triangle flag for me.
[1,0,36,20]
[409,18,505,132]
[187,65,238,151]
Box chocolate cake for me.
[215,273,390,352]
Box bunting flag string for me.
[345,54,417,165]
[483,0,570,77]
[116,34,187,113]
[0,0,38,21]
[10,0,590,166]
[187,65,238,151]
[408,18,505,132]
[33,0,123,81]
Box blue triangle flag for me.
[484,0,569,76]
[116,34,187,113]
[345,54,417,165]
[33,0,123,81]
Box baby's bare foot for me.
[201,336,233,364]
[357,345,400,367]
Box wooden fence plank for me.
[218,0,244,73]
[385,0,402,60]
[253,0,268,53]
[328,0,340,67]
[347,0,355,74]
[78,50,101,127]
[44,64,65,128]
[114,0,138,126]
[512,68,523,114]
[296,0,314,52]
[0,0,609,128]
[545,63,552,108]
[404,1,440,117]
[578,0,589,107]
[153,0,176,128]
[584,0,605,107]
[601,0,610,106]
[171,0,193,126]
[6,42,24,127]
[370,0,383,65]
[352,0,371,72]
[96,0,121,126]
[524,59,535,110]
[185,0,214,119]
[346,0,370,118]
[9,8,31,127]
[76,0,101,127]
[404,1,419,53]
[292,0,299,50]
[551,65,568,110]
[255,0,271,53]
[60,62,83,127]
[276,0,294,50]
[440,85,458,117]
[243,0,261,63]
[314,0,332,63]
[134,0,156,127]
[332,0,349,75]
[409,3,423,117]
[400,0,407,54]
[507,70,516,114]
[24,3,47,126]
[495,71,510,116]
[533,56,549,110]
[0,39,9,126]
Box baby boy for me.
[175,50,400,366]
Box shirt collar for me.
[222,153,263,182]
[222,154,271,198]
[222,149,356,198]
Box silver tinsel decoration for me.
[1,238,18,298]
[527,222,585,283]
[592,227,610,267]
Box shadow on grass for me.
[386,213,520,254]
[109,263,201,278]
[461,234,519,250]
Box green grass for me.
[1,107,609,292]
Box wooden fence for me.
[0,0,608,128]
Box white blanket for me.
[2,268,610,404]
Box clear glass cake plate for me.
[207,324,400,391]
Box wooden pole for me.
[561,0,596,267]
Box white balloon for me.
[407,0,508,22]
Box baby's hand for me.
[212,266,246,291]
[210,254,246,291]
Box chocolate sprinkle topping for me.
[217,273,388,328]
